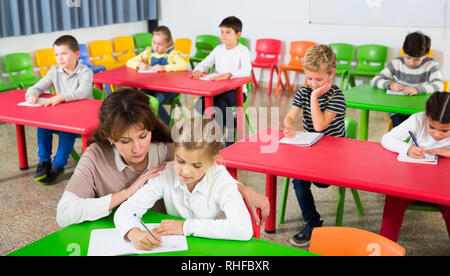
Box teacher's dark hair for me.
[92,88,173,147]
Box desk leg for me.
[81,134,92,153]
[204,96,214,118]
[235,86,245,142]
[265,174,277,233]
[226,167,237,179]
[15,124,28,170]
[359,109,369,141]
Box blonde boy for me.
[283,44,346,247]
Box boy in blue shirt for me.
[283,44,346,246]
[25,35,93,184]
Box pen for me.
[408,131,420,147]
[134,213,159,241]
[140,56,147,65]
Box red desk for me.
[93,68,251,139]
[0,90,102,170]
[221,129,450,233]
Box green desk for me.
[8,210,314,256]
[344,84,431,140]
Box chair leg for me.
[278,177,291,224]
[251,68,258,88]
[275,69,283,97]
[275,66,285,91]
[267,66,274,95]
[283,69,292,92]
[245,108,256,134]
[340,72,346,91]
[351,189,365,216]
[70,148,80,162]
[336,187,346,226]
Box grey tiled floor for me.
[0,83,449,256]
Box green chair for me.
[329,43,355,91]
[189,35,220,70]
[278,117,365,225]
[147,94,160,116]
[163,94,188,128]
[238,37,249,47]
[0,78,20,92]
[4,53,40,89]
[345,44,388,90]
[134,32,152,54]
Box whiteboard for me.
[309,0,449,28]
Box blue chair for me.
[79,44,111,95]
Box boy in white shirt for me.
[192,16,252,146]
[114,118,253,251]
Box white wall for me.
[0,21,148,78]
[159,0,450,87]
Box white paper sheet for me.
[280,131,324,146]
[87,223,188,256]
[17,98,49,107]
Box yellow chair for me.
[89,40,126,70]
[113,36,136,63]
[444,80,448,92]
[174,38,192,64]
[309,227,405,256]
[400,48,433,57]
[35,48,57,76]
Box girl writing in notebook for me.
[380,91,450,242]
[114,118,253,250]
[126,26,188,125]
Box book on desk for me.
[279,131,324,146]
[397,152,438,165]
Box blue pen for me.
[134,213,159,241]
[408,131,420,147]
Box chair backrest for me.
[35,48,57,76]
[193,35,220,59]
[400,48,433,57]
[330,43,355,71]
[238,37,249,48]
[4,53,36,82]
[113,36,136,62]
[355,44,388,72]
[174,38,192,63]
[344,117,358,139]
[309,226,405,256]
[444,80,448,92]
[92,87,106,101]
[146,94,159,116]
[288,41,317,67]
[89,40,117,66]
[78,44,92,67]
[254,39,282,64]
[134,32,152,54]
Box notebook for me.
[386,89,406,95]
[200,73,220,80]
[279,131,324,146]
[87,223,188,256]
[138,68,158,73]
[397,152,438,165]
[17,98,49,107]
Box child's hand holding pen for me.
[126,227,161,251]
[139,55,149,70]
[280,122,296,138]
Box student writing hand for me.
[402,86,418,96]
[407,145,426,159]
[139,62,149,70]
[26,94,38,104]
[311,81,333,99]
[40,95,66,107]
[153,220,185,236]
[283,124,296,138]
[389,82,405,92]
[126,228,161,251]
[125,162,167,198]
[191,70,204,79]
[425,147,450,158]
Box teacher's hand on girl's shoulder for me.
[125,162,167,198]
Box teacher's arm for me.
[237,182,269,227]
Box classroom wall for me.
[0,21,148,79]
[158,0,450,88]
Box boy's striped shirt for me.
[292,84,346,137]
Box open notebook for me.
[87,223,188,256]
[279,131,324,146]
[138,68,158,73]
[17,98,49,107]
[397,152,438,165]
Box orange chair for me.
[113,36,136,63]
[35,48,57,76]
[400,48,433,57]
[174,38,192,64]
[309,227,405,256]
[275,41,317,96]
[89,40,126,70]
[251,39,284,95]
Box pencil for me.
[134,213,159,241]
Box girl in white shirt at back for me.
[114,118,253,251]
[380,91,450,242]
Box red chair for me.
[275,41,317,96]
[251,39,285,95]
